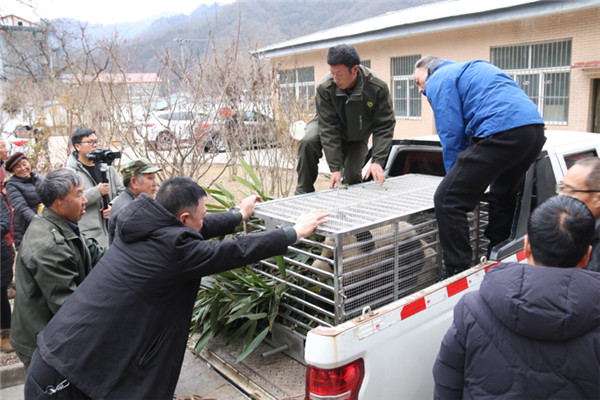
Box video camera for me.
[87,148,121,165]
[86,148,121,211]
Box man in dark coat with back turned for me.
[25,177,329,399]
[433,195,600,399]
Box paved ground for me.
[0,383,23,399]
[0,347,249,400]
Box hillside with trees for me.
[110,0,443,71]
[1,0,444,195]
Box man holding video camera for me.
[66,127,124,247]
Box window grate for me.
[279,67,315,106]
[491,39,571,125]
[391,55,421,118]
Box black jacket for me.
[37,194,296,399]
[5,172,42,249]
[433,262,600,399]
[107,188,137,244]
[583,222,599,272]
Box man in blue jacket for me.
[433,195,600,399]
[414,57,546,277]
[24,177,329,399]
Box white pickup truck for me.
[297,130,600,399]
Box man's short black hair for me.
[327,44,360,70]
[528,195,595,268]
[36,168,82,207]
[155,177,207,217]
[71,127,96,146]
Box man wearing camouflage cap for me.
[108,158,162,244]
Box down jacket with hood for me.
[36,193,297,399]
[433,261,600,399]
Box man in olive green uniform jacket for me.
[10,169,104,367]
[295,44,396,194]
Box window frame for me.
[279,66,315,105]
[491,39,572,126]
[391,55,422,119]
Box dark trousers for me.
[1,243,14,329]
[434,124,546,271]
[295,118,368,194]
[25,349,90,400]
[1,285,10,329]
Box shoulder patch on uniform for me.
[51,228,65,244]
[367,101,374,108]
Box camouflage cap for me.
[120,158,162,180]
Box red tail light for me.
[194,123,212,136]
[306,359,364,400]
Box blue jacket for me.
[433,262,600,399]
[424,60,544,172]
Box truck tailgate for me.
[305,262,495,399]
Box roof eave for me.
[254,0,599,58]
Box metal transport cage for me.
[247,174,488,334]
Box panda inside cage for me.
[246,174,489,332]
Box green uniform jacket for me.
[316,65,396,172]
[10,207,104,363]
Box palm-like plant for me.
[191,157,286,363]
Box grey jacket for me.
[66,153,124,247]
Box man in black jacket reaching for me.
[24,177,329,399]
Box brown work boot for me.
[1,329,14,352]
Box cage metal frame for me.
[246,174,489,332]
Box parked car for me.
[135,107,219,150]
[204,107,277,152]
[1,129,31,155]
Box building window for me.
[361,60,371,69]
[279,67,315,106]
[391,55,421,118]
[491,39,571,125]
